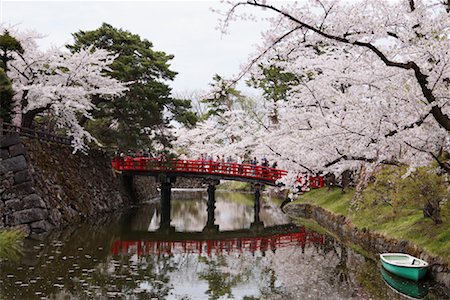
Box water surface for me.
[0,190,448,299]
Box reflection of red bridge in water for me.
[112,157,325,187]
[111,229,325,257]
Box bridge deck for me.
[112,157,325,187]
[112,157,288,185]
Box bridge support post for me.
[159,175,176,233]
[251,184,264,231]
[203,180,220,233]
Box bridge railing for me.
[112,157,288,182]
[297,175,325,189]
[111,231,325,256]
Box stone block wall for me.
[0,134,51,235]
[0,134,134,235]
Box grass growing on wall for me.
[291,171,450,261]
[0,229,25,261]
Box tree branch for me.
[409,0,415,12]
[265,144,315,173]
[239,0,450,131]
[404,141,450,173]
[385,110,431,138]
[324,149,400,168]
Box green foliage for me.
[0,30,24,71]
[0,31,22,123]
[0,67,14,122]
[247,63,299,124]
[68,23,197,151]
[202,74,243,119]
[0,229,25,261]
[169,98,198,128]
[248,64,299,103]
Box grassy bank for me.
[217,181,251,191]
[0,229,25,261]
[292,187,450,261]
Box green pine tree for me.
[0,67,14,123]
[68,23,197,151]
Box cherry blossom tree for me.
[3,27,127,151]
[177,0,450,184]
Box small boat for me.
[380,253,429,281]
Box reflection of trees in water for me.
[258,266,285,298]
[3,191,439,299]
[0,213,177,299]
[171,200,208,231]
[198,255,249,300]
[132,190,290,232]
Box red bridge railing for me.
[111,157,325,187]
[112,157,288,183]
[111,230,325,257]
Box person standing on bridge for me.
[261,157,269,177]
[271,161,279,179]
[226,155,233,173]
[237,156,244,174]
[251,157,258,175]
[200,153,206,172]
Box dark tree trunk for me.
[341,169,351,192]
[325,173,336,190]
[423,201,442,224]
[21,111,35,128]
[20,106,48,128]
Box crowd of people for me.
[196,153,281,179]
[198,154,278,169]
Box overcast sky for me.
[1,0,276,96]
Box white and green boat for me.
[380,253,429,281]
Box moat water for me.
[0,190,448,299]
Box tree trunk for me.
[326,173,336,190]
[21,111,35,128]
[341,169,351,192]
[423,201,442,224]
[20,106,48,128]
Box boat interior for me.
[382,254,428,267]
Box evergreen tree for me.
[202,74,242,119]
[0,31,22,123]
[0,67,14,123]
[0,31,23,71]
[248,63,299,125]
[68,23,196,151]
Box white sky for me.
[1,0,277,96]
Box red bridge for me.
[112,229,324,257]
[112,157,324,187]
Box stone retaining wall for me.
[0,134,50,235]
[285,203,450,289]
[1,133,207,236]
[1,134,135,235]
